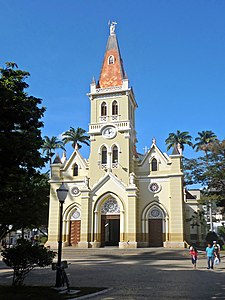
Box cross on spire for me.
[143,146,148,154]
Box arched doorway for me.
[101,198,120,246]
[148,206,164,247]
[69,208,81,246]
[141,203,168,247]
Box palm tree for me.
[42,136,65,163]
[165,130,193,151]
[194,130,217,153]
[62,127,90,149]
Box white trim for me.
[94,193,125,242]
[141,202,168,236]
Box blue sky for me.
[1,0,225,163]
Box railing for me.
[101,164,107,170]
[95,86,123,93]
[89,120,131,134]
[112,162,118,168]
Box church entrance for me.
[101,215,120,246]
[69,208,81,246]
[70,220,81,246]
[148,219,163,247]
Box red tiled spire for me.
[98,22,126,88]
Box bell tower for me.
[88,22,138,186]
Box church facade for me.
[47,24,205,249]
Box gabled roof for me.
[62,148,88,172]
[185,190,197,200]
[91,170,126,194]
[98,25,126,88]
[138,142,171,166]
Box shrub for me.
[1,239,56,286]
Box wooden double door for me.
[149,219,163,247]
[101,215,120,246]
[70,220,81,246]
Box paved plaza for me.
[0,248,225,299]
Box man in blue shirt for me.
[206,243,215,269]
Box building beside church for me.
[47,23,206,248]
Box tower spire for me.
[98,21,126,88]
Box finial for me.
[91,76,96,84]
[61,151,67,164]
[177,143,183,155]
[152,137,156,144]
[53,153,61,164]
[108,21,117,35]
[75,143,79,150]
[143,146,148,154]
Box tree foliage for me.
[42,136,65,163]
[0,62,48,237]
[62,126,89,149]
[165,130,193,151]
[184,139,225,208]
[194,130,217,153]
[1,239,56,286]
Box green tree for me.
[0,62,47,238]
[62,126,89,149]
[42,136,65,163]
[184,139,225,209]
[194,130,217,158]
[165,130,193,151]
[1,239,55,286]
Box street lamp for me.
[8,225,13,248]
[55,182,68,287]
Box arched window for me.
[101,102,107,116]
[112,145,118,163]
[112,100,118,115]
[101,146,107,164]
[151,158,157,171]
[108,55,114,64]
[73,163,78,176]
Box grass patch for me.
[0,286,107,299]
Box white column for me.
[94,211,98,241]
[120,210,124,241]
[108,151,112,171]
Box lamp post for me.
[55,182,68,287]
[8,225,13,248]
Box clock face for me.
[102,126,116,139]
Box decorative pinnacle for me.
[108,20,117,35]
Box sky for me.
[1,0,225,164]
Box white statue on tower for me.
[109,21,117,35]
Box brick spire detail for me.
[98,22,126,88]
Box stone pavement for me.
[0,248,225,299]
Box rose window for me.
[101,198,120,214]
[70,186,80,196]
[150,208,162,218]
[148,182,161,193]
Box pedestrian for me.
[213,240,221,262]
[189,245,198,269]
[206,243,215,270]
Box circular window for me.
[70,186,80,197]
[148,182,161,193]
[72,210,80,220]
[151,209,161,218]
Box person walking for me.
[206,243,215,269]
[213,240,221,262]
[189,245,198,269]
